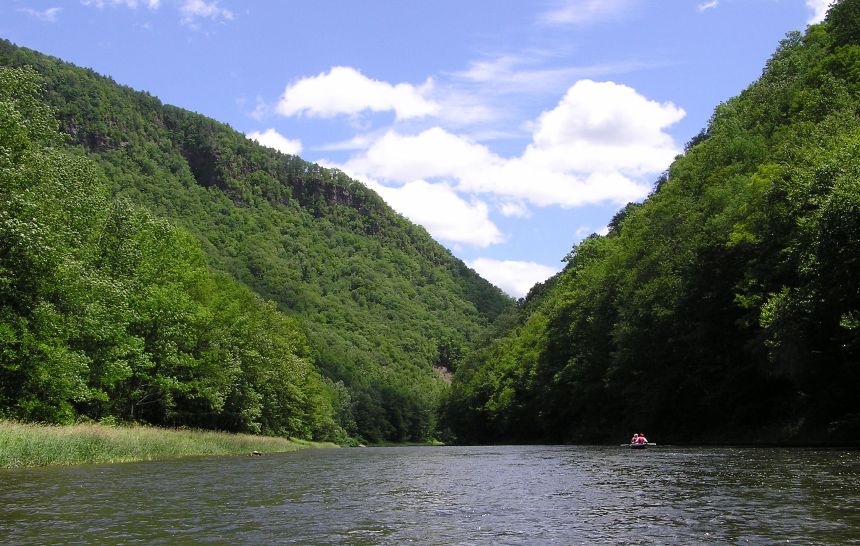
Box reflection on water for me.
[1,445,859,544]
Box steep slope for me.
[0,66,344,440]
[0,41,513,443]
[444,0,860,445]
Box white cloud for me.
[500,202,531,218]
[82,0,159,9]
[277,67,439,120]
[428,88,502,126]
[437,53,665,135]
[454,54,656,96]
[697,1,719,12]
[246,128,302,155]
[19,7,61,22]
[806,0,833,23]
[343,127,495,182]
[456,55,524,84]
[524,79,684,176]
[469,258,560,298]
[340,80,681,210]
[315,134,378,152]
[180,0,233,26]
[538,0,634,26]
[247,96,269,121]
[472,160,651,207]
[466,129,524,142]
[315,77,680,248]
[362,179,505,247]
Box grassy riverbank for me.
[0,421,337,468]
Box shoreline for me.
[0,421,337,469]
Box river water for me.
[1,445,859,544]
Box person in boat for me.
[631,433,640,445]
[637,433,648,445]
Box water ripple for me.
[1,446,859,544]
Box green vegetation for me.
[0,420,332,468]
[6,1,856,449]
[0,65,347,442]
[0,44,511,444]
[444,0,860,445]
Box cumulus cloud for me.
[340,80,681,211]
[469,258,560,298]
[343,127,494,182]
[180,0,233,26]
[524,79,684,176]
[806,0,834,23]
[362,179,505,247]
[538,0,634,26]
[316,77,681,249]
[277,67,439,120]
[19,7,61,22]
[246,128,302,155]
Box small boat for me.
[621,442,656,449]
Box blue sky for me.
[3,0,833,297]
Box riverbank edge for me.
[365,440,446,447]
[0,421,338,469]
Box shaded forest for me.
[444,0,860,445]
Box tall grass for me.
[0,421,336,468]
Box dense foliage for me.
[0,66,344,440]
[445,1,860,445]
[0,45,512,443]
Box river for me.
[1,445,858,544]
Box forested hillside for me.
[444,0,860,445]
[0,42,512,443]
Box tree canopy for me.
[444,1,860,445]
